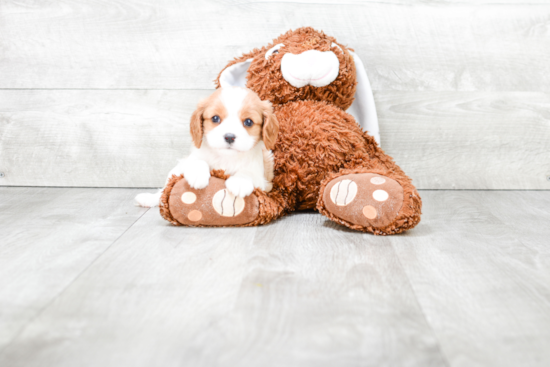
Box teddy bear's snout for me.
[281,49,339,89]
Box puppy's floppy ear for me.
[190,100,206,149]
[261,100,279,150]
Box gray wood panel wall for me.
[0,0,549,189]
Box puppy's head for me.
[190,87,279,153]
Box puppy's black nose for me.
[224,133,236,144]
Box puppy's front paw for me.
[225,176,254,198]
[185,171,210,189]
[183,160,210,190]
[135,192,161,207]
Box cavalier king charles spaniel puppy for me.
[135,87,279,207]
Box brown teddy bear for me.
[160,27,422,235]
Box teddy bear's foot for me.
[320,173,405,234]
[165,176,260,226]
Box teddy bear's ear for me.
[346,51,381,146]
[218,58,253,88]
[216,47,265,88]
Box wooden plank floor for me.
[0,188,549,367]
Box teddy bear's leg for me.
[317,165,422,235]
[159,171,290,227]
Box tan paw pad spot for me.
[362,205,377,219]
[329,179,358,206]
[373,189,389,202]
[188,210,202,222]
[181,192,196,204]
[212,189,245,217]
[370,176,386,185]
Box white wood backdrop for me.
[0,0,549,189]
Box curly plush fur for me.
[161,27,422,235]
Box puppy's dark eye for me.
[243,118,254,127]
[273,49,279,54]
[212,115,220,123]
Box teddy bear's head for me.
[216,27,381,145]
[216,27,359,110]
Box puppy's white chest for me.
[210,154,247,175]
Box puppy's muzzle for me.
[224,133,236,144]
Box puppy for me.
[135,87,279,208]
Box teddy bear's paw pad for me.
[212,189,245,217]
[168,177,259,226]
[323,173,404,229]
[329,179,358,206]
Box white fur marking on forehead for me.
[220,87,249,116]
[205,87,258,153]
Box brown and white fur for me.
[135,87,278,208]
